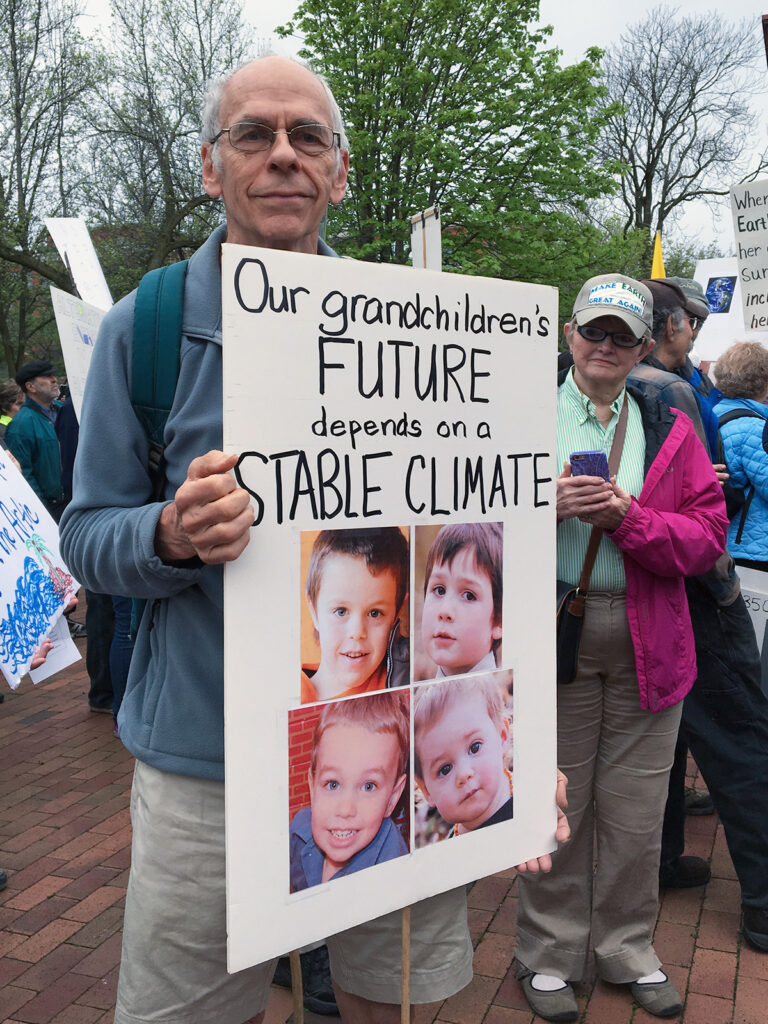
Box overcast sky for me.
[84,0,767,253]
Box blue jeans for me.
[661,584,768,907]
[110,596,134,723]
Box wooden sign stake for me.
[289,949,304,1024]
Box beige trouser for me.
[115,760,473,1024]
[516,593,683,984]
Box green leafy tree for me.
[0,0,93,372]
[279,0,620,287]
[81,0,253,287]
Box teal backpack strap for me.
[130,259,189,638]
[132,259,189,501]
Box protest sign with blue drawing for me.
[0,448,79,690]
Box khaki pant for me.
[115,760,473,1023]
[516,593,682,983]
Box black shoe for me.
[0,690,4,703]
[0,869,8,891]
[742,906,768,952]
[68,620,87,639]
[685,789,715,816]
[659,855,711,889]
[88,704,113,715]
[273,945,338,1016]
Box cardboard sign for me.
[45,217,113,312]
[50,288,106,420]
[735,565,768,695]
[730,179,768,336]
[410,206,442,271]
[693,257,768,361]
[0,451,79,689]
[221,245,558,971]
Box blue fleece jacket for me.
[60,225,337,780]
[713,396,768,563]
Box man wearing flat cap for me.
[6,360,65,520]
[642,277,720,454]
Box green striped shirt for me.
[557,369,646,590]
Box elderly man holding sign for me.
[514,275,728,1021]
[61,56,565,1024]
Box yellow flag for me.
[651,231,666,278]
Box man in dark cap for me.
[642,278,720,453]
[6,360,65,520]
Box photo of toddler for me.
[301,527,409,703]
[415,522,503,680]
[289,691,410,892]
[413,671,513,845]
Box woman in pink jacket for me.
[515,275,728,1022]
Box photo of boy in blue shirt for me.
[290,691,409,892]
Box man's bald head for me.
[201,56,348,172]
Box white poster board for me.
[731,178,768,336]
[221,245,558,971]
[45,217,113,312]
[693,257,768,361]
[50,288,106,420]
[410,206,442,271]
[29,614,81,684]
[0,451,79,689]
[735,565,768,695]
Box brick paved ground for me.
[1,646,764,1023]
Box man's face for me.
[310,554,399,695]
[309,723,406,879]
[566,316,650,396]
[416,691,510,831]
[659,311,695,370]
[26,374,59,407]
[201,58,349,253]
[421,547,501,675]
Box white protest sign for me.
[29,614,81,684]
[410,206,442,271]
[730,179,768,335]
[50,288,106,420]
[693,257,768,361]
[0,452,79,690]
[45,217,113,312]
[735,565,768,695]
[221,245,558,971]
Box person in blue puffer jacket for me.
[713,341,768,571]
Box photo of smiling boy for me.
[289,691,410,892]
[413,673,513,845]
[301,527,409,704]
[416,522,503,681]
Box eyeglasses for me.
[683,315,700,332]
[576,324,645,349]
[210,122,340,155]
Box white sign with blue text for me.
[0,451,79,689]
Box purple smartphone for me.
[570,450,610,480]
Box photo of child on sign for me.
[288,690,411,892]
[300,526,410,703]
[414,522,503,681]
[413,671,514,846]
